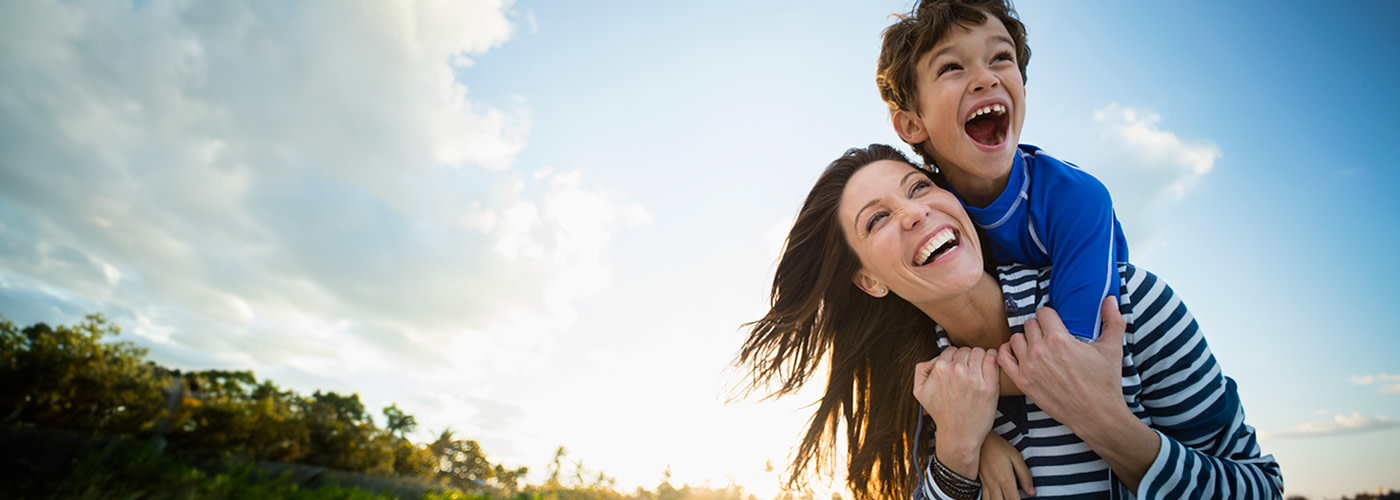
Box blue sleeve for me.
[1125,267,1284,499]
[1035,165,1124,341]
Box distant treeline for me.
[0,314,788,500]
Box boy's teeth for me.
[969,104,1006,120]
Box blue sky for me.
[2,1,1398,498]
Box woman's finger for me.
[913,359,935,392]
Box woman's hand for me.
[979,431,1035,499]
[998,297,1160,490]
[913,346,1000,478]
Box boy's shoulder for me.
[1018,144,1102,185]
[1018,144,1075,171]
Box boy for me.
[877,0,1128,343]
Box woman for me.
[734,145,1282,500]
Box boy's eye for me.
[993,51,1015,64]
[937,62,962,76]
[866,212,888,233]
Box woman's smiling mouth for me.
[915,227,960,266]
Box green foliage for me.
[0,315,166,435]
[6,440,412,500]
[0,313,504,490]
[0,313,773,500]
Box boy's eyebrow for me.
[925,35,1017,67]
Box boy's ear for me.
[892,109,929,145]
[852,269,889,298]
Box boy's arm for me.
[1038,166,1125,342]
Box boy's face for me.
[893,14,1026,203]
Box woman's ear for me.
[892,110,929,145]
[852,270,889,298]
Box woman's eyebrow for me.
[854,200,878,235]
[854,170,924,233]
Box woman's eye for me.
[866,212,888,233]
[937,62,961,76]
[910,180,931,196]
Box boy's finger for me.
[997,340,1024,384]
[981,348,999,381]
[1023,316,1043,342]
[1035,306,1067,339]
[1014,457,1037,496]
[984,482,1004,500]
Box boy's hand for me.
[979,431,1035,499]
[997,297,1127,435]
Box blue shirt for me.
[958,145,1128,341]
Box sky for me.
[1,1,1398,499]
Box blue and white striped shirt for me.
[915,263,1283,500]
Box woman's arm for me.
[1117,266,1283,498]
[1001,270,1283,498]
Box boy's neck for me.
[946,169,1012,209]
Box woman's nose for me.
[897,203,926,230]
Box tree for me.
[429,428,494,492]
[0,315,165,435]
[383,403,417,439]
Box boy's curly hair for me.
[876,0,1031,165]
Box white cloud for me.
[1262,412,1400,439]
[0,0,646,449]
[1083,103,1222,253]
[1092,103,1221,200]
[1350,373,1400,394]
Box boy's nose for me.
[971,66,1000,93]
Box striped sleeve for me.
[1122,266,1284,499]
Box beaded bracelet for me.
[930,450,981,500]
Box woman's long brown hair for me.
[734,145,942,500]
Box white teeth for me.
[968,104,1007,121]
[916,228,956,265]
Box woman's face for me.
[838,159,984,304]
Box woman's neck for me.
[916,272,1010,349]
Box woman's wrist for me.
[933,439,981,479]
[931,447,982,500]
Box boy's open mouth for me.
[915,227,960,266]
[964,104,1009,146]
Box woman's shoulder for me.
[995,262,1161,293]
[994,262,1180,324]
